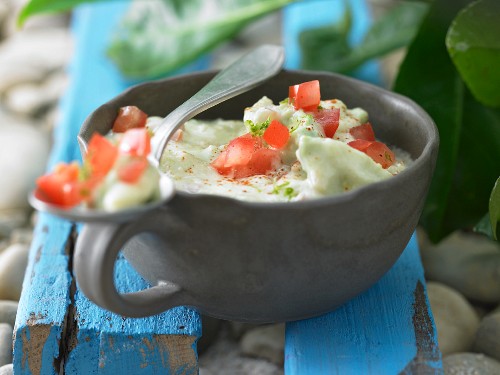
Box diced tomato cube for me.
[119,128,152,158]
[35,162,84,207]
[263,120,290,149]
[348,140,395,169]
[348,139,373,152]
[365,141,395,169]
[112,106,148,133]
[211,133,280,178]
[117,158,149,184]
[349,122,375,141]
[86,133,118,179]
[313,108,340,138]
[289,80,321,111]
[243,148,281,178]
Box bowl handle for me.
[73,219,185,317]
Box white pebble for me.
[427,282,480,356]
[0,120,50,210]
[0,363,12,375]
[0,244,29,301]
[0,324,12,367]
[4,71,68,117]
[0,301,18,327]
[240,324,285,365]
[0,28,72,93]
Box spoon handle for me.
[151,44,285,165]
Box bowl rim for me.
[47,68,439,221]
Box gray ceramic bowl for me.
[73,69,438,322]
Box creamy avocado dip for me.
[151,96,411,202]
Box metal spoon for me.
[29,45,285,222]
[150,44,284,166]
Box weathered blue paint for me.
[14,215,73,375]
[283,0,382,85]
[284,234,443,374]
[64,255,201,374]
[283,2,442,373]
[15,2,205,374]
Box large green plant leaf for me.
[446,0,500,108]
[106,0,294,79]
[394,0,500,242]
[299,1,428,74]
[18,0,102,26]
[490,177,500,240]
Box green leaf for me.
[106,0,295,79]
[394,0,500,242]
[299,2,352,72]
[490,177,500,240]
[446,0,500,108]
[17,0,101,26]
[474,213,494,239]
[299,1,428,74]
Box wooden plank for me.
[64,253,201,374]
[282,2,442,373]
[15,2,204,374]
[14,215,73,375]
[284,234,443,374]
[59,3,203,373]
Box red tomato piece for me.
[347,139,373,152]
[348,140,395,169]
[86,133,118,179]
[263,120,290,149]
[365,141,395,169]
[313,108,340,138]
[210,134,257,176]
[349,122,375,141]
[112,106,148,133]
[211,134,280,178]
[289,80,321,111]
[119,128,152,158]
[117,158,149,184]
[35,162,83,207]
[243,148,281,178]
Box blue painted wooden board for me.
[14,2,204,374]
[283,1,442,373]
[284,235,443,374]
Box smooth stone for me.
[443,353,500,375]
[199,336,283,375]
[0,324,12,367]
[0,2,9,34]
[229,321,261,340]
[240,324,285,365]
[0,120,50,210]
[0,209,29,239]
[0,301,18,327]
[421,231,500,303]
[4,71,68,117]
[0,363,12,375]
[9,227,33,245]
[473,312,500,361]
[0,244,29,301]
[0,243,8,255]
[0,28,72,93]
[427,282,480,356]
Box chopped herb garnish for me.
[279,98,290,105]
[271,181,298,200]
[245,117,272,137]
